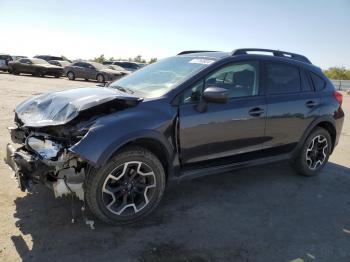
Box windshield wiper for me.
[113,85,134,94]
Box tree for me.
[133,55,146,63]
[148,58,157,64]
[324,66,350,80]
[91,54,106,64]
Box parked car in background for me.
[9,58,64,77]
[11,55,27,61]
[48,60,71,67]
[65,61,128,82]
[106,64,130,75]
[0,54,13,72]
[34,55,71,63]
[103,61,146,72]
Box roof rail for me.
[232,48,312,64]
[177,50,217,55]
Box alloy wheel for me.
[305,135,328,170]
[101,161,156,216]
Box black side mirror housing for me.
[203,86,229,104]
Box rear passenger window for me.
[310,72,326,91]
[300,69,314,92]
[266,62,301,94]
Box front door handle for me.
[306,100,318,108]
[249,107,264,117]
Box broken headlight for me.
[26,136,62,159]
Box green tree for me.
[133,55,146,63]
[148,58,157,64]
[324,66,350,80]
[91,54,106,64]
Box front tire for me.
[97,74,105,83]
[291,127,332,176]
[85,146,166,225]
[67,71,75,80]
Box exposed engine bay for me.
[5,87,141,201]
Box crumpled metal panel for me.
[15,87,141,127]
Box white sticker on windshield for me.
[189,58,214,65]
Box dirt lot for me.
[0,72,349,262]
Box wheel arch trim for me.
[292,116,336,158]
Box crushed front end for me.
[4,87,141,201]
[5,124,86,200]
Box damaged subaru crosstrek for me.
[5,49,344,225]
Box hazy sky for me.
[0,0,349,68]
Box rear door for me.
[263,61,320,153]
[179,61,267,166]
[72,62,85,78]
[83,63,98,80]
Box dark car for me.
[0,53,13,72]
[5,48,344,225]
[103,61,145,72]
[64,61,128,82]
[11,55,27,61]
[48,60,71,67]
[9,58,64,77]
[34,55,71,63]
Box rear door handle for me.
[306,100,318,108]
[249,107,264,117]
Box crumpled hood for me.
[15,87,142,127]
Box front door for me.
[179,61,267,166]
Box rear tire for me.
[67,71,75,80]
[291,127,332,176]
[85,146,166,225]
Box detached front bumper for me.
[5,143,49,191]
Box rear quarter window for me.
[309,72,326,91]
[300,69,314,92]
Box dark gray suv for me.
[5,48,344,225]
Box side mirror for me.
[203,87,229,104]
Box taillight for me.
[333,91,343,107]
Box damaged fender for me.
[70,100,178,168]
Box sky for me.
[0,0,349,68]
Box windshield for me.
[32,58,49,64]
[90,62,108,70]
[108,65,126,71]
[109,56,215,97]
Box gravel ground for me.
[0,72,349,262]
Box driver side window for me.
[182,61,259,103]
